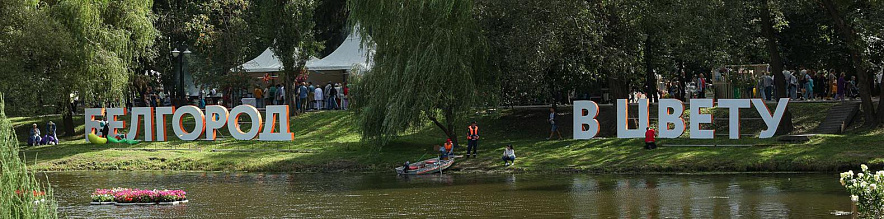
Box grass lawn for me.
[13,102,884,173]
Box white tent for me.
[306,30,373,72]
[238,48,284,72]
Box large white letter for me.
[172,105,205,141]
[718,99,751,139]
[228,105,263,140]
[84,108,105,142]
[105,108,127,137]
[753,98,789,138]
[155,107,175,141]
[573,101,600,139]
[259,105,294,141]
[617,99,649,138]
[127,107,154,141]
[689,99,714,139]
[205,105,229,140]
[658,99,686,138]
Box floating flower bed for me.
[89,188,187,206]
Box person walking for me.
[466,121,480,158]
[547,108,563,140]
[502,145,516,166]
[277,84,286,106]
[804,73,814,100]
[253,86,264,108]
[836,72,846,101]
[299,82,309,113]
[328,84,339,110]
[697,73,707,98]
[307,82,315,110]
[762,72,774,101]
[644,127,657,150]
[314,85,323,110]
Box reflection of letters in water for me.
[84,105,295,142]
[573,98,789,140]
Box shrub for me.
[840,164,884,218]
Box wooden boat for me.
[395,157,454,175]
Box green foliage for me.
[0,0,157,115]
[186,0,260,89]
[0,94,58,218]
[349,0,491,144]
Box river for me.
[41,172,851,218]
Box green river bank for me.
[13,103,884,173]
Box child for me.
[502,145,515,166]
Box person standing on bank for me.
[644,126,657,149]
[466,121,479,158]
[697,73,707,98]
[547,108,563,140]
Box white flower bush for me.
[841,164,884,218]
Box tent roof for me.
[238,48,284,73]
[306,30,373,72]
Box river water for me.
[41,172,851,218]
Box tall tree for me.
[349,0,491,146]
[257,0,320,116]
[818,0,880,127]
[759,0,794,134]
[0,0,157,136]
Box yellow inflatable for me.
[87,133,107,144]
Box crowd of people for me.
[754,68,882,101]
[252,81,349,113]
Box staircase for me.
[815,101,861,134]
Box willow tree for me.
[349,0,491,146]
[0,1,156,135]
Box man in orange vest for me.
[440,139,454,160]
[466,121,479,158]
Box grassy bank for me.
[15,102,884,173]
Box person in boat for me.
[502,145,516,166]
[466,121,479,158]
[440,139,454,160]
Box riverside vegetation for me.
[14,102,884,173]
[0,95,57,218]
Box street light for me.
[171,47,190,106]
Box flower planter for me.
[135,202,156,206]
[90,202,101,205]
[115,202,136,206]
[158,201,179,205]
[100,202,115,205]
[179,199,188,203]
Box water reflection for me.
[40,172,850,218]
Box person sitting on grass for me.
[502,145,516,166]
[29,124,42,146]
[644,126,657,150]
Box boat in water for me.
[395,157,454,175]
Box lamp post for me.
[171,47,192,106]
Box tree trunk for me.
[428,114,458,149]
[819,0,878,127]
[759,0,793,134]
[644,32,658,103]
[63,101,75,137]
